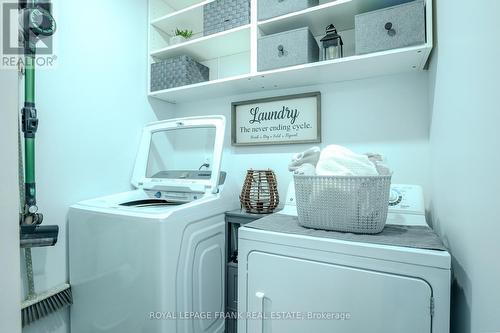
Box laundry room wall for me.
[22,1,174,332]
[428,1,500,333]
[173,72,432,207]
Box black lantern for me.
[320,24,343,60]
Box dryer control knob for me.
[155,191,162,198]
[389,189,402,206]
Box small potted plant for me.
[170,28,193,45]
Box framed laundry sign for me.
[231,92,321,146]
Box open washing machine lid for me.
[131,116,226,194]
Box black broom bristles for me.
[21,284,72,327]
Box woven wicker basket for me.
[240,170,279,214]
[294,174,391,234]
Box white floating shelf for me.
[258,0,415,36]
[151,0,213,36]
[150,44,431,103]
[163,0,208,12]
[150,24,251,61]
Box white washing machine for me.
[238,184,451,333]
[69,116,238,333]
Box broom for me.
[21,267,72,326]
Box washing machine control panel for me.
[147,190,203,203]
[388,184,425,215]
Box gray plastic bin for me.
[150,55,209,91]
[355,0,426,55]
[258,27,319,72]
[294,174,392,234]
[257,0,319,21]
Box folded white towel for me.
[316,145,379,176]
[288,146,320,172]
[293,163,316,176]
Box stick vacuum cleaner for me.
[17,2,72,325]
[19,0,58,247]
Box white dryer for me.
[69,116,238,333]
[238,184,451,333]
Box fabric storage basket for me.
[355,0,425,55]
[258,27,319,72]
[294,175,392,234]
[150,55,209,91]
[203,0,251,36]
[257,0,319,21]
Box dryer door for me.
[247,252,432,333]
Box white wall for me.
[428,1,500,332]
[174,72,431,206]
[0,44,22,333]
[21,1,173,332]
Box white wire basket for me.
[294,174,392,234]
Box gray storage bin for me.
[294,175,392,234]
[150,55,209,91]
[258,0,319,21]
[258,27,319,72]
[355,0,425,55]
[203,0,250,36]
